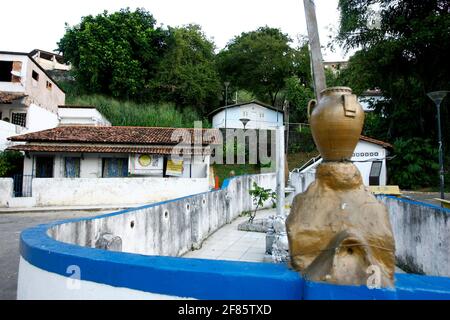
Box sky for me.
[0,0,350,61]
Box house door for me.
[35,156,54,178]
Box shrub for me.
[389,138,440,189]
[0,151,23,177]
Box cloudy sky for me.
[0,0,349,61]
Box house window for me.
[46,81,52,90]
[35,156,54,178]
[64,157,81,178]
[369,161,383,186]
[102,158,128,177]
[32,70,39,81]
[11,112,27,127]
[0,61,13,82]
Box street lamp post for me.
[224,82,230,129]
[427,91,449,200]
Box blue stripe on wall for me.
[19,178,450,300]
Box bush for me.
[0,151,23,177]
[389,138,440,189]
[66,94,209,128]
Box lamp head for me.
[427,91,449,106]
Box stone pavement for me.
[183,209,276,262]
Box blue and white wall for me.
[16,173,450,300]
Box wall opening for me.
[0,61,13,82]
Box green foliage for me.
[150,24,221,112]
[0,151,23,177]
[336,0,450,141]
[284,76,314,124]
[336,0,450,190]
[217,27,295,105]
[58,8,169,100]
[389,138,439,189]
[66,95,209,128]
[248,182,277,223]
[289,126,316,154]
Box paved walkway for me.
[0,209,114,300]
[183,209,275,262]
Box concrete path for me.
[183,209,275,262]
[0,209,114,300]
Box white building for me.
[209,101,284,130]
[291,136,392,193]
[58,105,111,127]
[3,126,218,206]
[0,51,65,150]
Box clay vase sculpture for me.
[286,86,396,288]
[308,87,365,161]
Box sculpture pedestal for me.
[286,162,395,287]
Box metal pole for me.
[277,125,286,217]
[303,0,327,99]
[436,101,445,199]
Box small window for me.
[32,70,39,81]
[11,112,27,127]
[35,156,54,178]
[46,81,52,90]
[369,161,383,186]
[102,158,128,178]
[64,157,81,178]
[0,61,13,82]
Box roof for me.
[360,135,392,149]
[0,92,27,104]
[208,100,283,117]
[8,126,221,145]
[0,51,65,94]
[29,49,65,64]
[6,144,209,155]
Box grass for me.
[65,94,210,128]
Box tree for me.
[58,8,169,100]
[337,0,450,140]
[248,182,277,223]
[336,0,450,188]
[217,27,295,105]
[150,25,221,112]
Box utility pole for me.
[303,0,327,100]
[276,125,286,217]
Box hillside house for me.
[0,51,65,150]
[209,101,284,130]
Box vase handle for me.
[307,99,317,120]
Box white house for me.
[0,51,65,150]
[209,101,284,130]
[291,136,392,193]
[58,105,111,127]
[3,126,219,207]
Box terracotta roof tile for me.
[360,135,392,148]
[7,144,209,155]
[0,92,26,104]
[9,126,221,145]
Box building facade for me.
[210,101,284,130]
[0,51,65,150]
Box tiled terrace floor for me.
[183,209,276,262]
